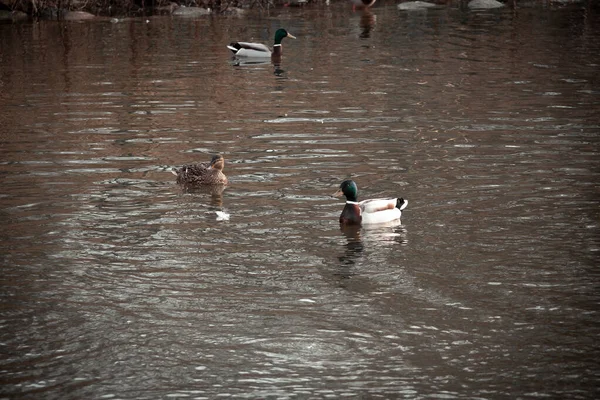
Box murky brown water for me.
[1,2,599,399]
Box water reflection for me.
[1,3,599,399]
[231,58,271,67]
[337,221,408,283]
[273,61,286,77]
[338,224,364,271]
[361,220,408,248]
[231,58,286,76]
[359,10,377,39]
[179,184,226,208]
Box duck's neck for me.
[345,194,358,203]
[272,44,282,56]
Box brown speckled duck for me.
[172,154,228,186]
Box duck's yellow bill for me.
[287,33,297,39]
[333,189,343,197]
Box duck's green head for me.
[274,28,296,45]
[334,180,358,202]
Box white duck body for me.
[358,198,408,224]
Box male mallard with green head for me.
[334,180,407,225]
[350,0,376,11]
[172,154,228,186]
[227,28,296,58]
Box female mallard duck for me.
[334,180,407,225]
[227,28,296,58]
[172,154,228,186]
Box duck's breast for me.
[340,203,362,225]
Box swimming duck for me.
[227,28,296,58]
[172,154,228,186]
[334,180,407,225]
[350,0,376,11]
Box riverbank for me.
[0,0,593,22]
[0,0,289,21]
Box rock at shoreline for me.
[222,7,247,16]
[63,11,96,20]
[468,0,505,8]
[397,1,437,10]
[172,6,212,17]
[155,2,179,14]
[0,10,28,20]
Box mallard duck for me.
[227,28,296,58]
[172,154,228,186]
[334,180,407,225]
[350,0,376,10]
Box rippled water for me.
[1,2,599,399]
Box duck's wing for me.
[359,198,407,225]
[228,42,271,57]
[175,162,209,175]
[359,198,402,225]
[236,42,270,52]
[359,198,399,213]
[186,162,210,173]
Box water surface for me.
[1,2,599,399]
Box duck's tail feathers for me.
[171,168,179,176]
[227,43,241,53]
[396,198,408,211]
